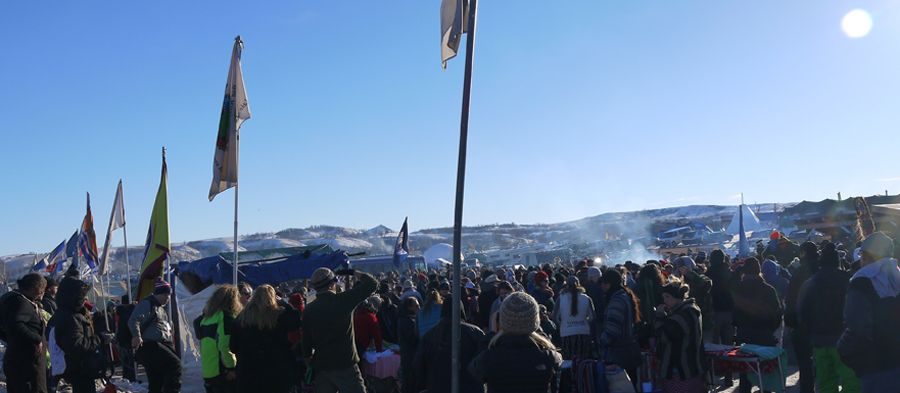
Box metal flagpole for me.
[451,1,478,393]
[122,221,137,380]
[233,184,239,287]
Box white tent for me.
[423,243,463,266]
[725,205,763,234]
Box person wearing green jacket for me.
[195,285,241,393]
[302,268,377,393]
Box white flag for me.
[440,0,468,69]
[98,179,126,275]
[209,36,252,201]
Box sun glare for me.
[842,9,873,38]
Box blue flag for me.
[738,204,750,258]
[393,217,410,267]
[35,240,67,272]
[66,230,81,266]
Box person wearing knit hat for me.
[128,276,182,393]
[838,232,900,387]
[654,281,706,392]
[798,246,859,393]
[399,279,423,304]
[731,257,783,393]
[469,292,563,392]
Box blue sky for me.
[2,1,899,256]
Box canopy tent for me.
[725,205,763,234]
[177,249,350,292]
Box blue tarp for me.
[177,250,350,287]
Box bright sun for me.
[842,9,873,38]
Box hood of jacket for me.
[55,276,91,312]
[852,257,900,298]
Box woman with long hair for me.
[197,285,242,393]
[417,289,443,338]
[634,262,667,346]
[598,269,642,386]
[654,281,706,393]
[552,276,595,359]
[470,292,563,393]
[230,284,301,393]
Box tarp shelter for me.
[177,249,350,291]
[725,205,763,234]
[218,244,334,263]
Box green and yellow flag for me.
[136,154,170,300]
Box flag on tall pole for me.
[136,150,170,300]
[35,240,67,273]
[99,180,126,276]
[440,0,468,69]
[80,193,100,270]
[440,1,479,393]
[209,36,251,201]
[392,217,409,267]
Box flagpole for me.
[451,1,478,393]
[122,222,137,379]
[233,185,239,287]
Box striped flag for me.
[98,180,126,275]
[80,193,100,269]
[209,36,251,201]
[136,155,170,300]
[35,240,67,273]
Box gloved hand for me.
[101,332,115,344]
[334,269,356,276]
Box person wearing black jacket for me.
[798,246,859,393]
[0,273,47,393]
[41,277,58,317]
[413,299,485,393]
[397,296,420,393]
[731,258,782,393]
[48,276,112,393]
[785,241,818,393]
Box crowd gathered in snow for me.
[1,231,899,393]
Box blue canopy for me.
[177,250,350,287]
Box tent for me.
[725,205,763,234]
[176,250,350,291]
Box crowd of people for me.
[1,230,899,393]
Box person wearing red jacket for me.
[353,295,383,361]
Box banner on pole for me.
[99,180,126,275]
[393,217,410,267]
[440,0,468,69]
[80,193,100,270]
[209,36,251,201]
[137,154,170,300]
[35,240,67,273]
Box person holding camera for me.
[302,267,377,393]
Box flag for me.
[79,193,100,270]
[66,230,81,260]
[440,0,468,69]
[393,217,410,267]
[99,180,126,275]
[209,36,251,201]
[36,240,67,273]
[738,204,750,258]
[136,155,170,300]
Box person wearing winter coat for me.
[837,232,900,392]
[49,276,111,393]
[417,290,444,338]
[302,268,376,393]
[231,284,302,393]
[706,250,734,346]
[353,295,384,356]
[469,292,563,393]
[196,285,242,393]
[0,273,48,393]
[129,278,182,393]
[413,300,485,393]
[41,277,58,317]
[731,257,783,393]
[785,241,818,393]
[552,276,594,360]
[397,297,420,393]
[654,281,706,393]
[673,256,715,340]
[597,269,642,384]
[798,246,859,393]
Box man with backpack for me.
[0,273,48,393]
[128,278,181,393]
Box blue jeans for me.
[861,367,900,393]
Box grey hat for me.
[402,280,414,290]
[675,256,696,270]
[862,232,894,260]
[311,267,336,289]
[484,274,499,284]
[500,292,540,335]
[587,266,602,278]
